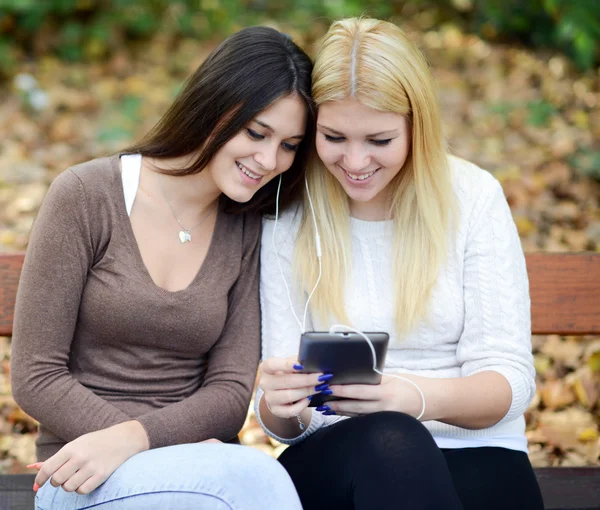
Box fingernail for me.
[320,389,333,395]
[314,383,329,392]
[318,374,334,382]
[316,405,331,411]
[27,462,43,469]
[323,410,337,415]
[293,363,304,370]
[33,483,39,492]
[307,395,313,401]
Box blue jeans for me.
[35,443,302,509]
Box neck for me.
[349,192,391,221]
[144,155,221,210]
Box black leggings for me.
[278,412,544,510]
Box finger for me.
[27,462,43,471]
[261,356,305,375]
[76,473,105,495]
[336,411,361,418]
[60,466,93,493]
[328,384,380,400]
[261,372,323,391]
[328,399,379,415]
[267,386,316,406]
[269,396,311,419]
[49,459,81,488]
[35,450,70,488]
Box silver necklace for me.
[156,172,216,244]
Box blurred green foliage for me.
[0,0,598,77]
[465,0,600,71]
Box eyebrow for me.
[254,119,304,140]
[317,124,398,138]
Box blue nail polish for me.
[323,410,337,415]
[307,395,313,401]
[318,373,334,382]
[293,363,304,370]
[316,405,331,412]
[320,389,333,395]
[314,383,329,392]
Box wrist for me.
[412,375,454,422]
[391,374,449,422]
[118,420,150,454]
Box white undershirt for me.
[120,154,142,216]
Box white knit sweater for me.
[255,156,536,453]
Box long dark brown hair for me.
[124,26,315,214]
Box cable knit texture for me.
[255,156,536,452]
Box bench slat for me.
[2,252,600,336]
[1,470,599,510]
[0,253,23,337]
[0,474,35,510]
[536,467,600,510]
[528,253,600,335]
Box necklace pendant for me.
[178,230,192,244]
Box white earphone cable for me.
[273,175,303,331]
[272,174,426,422]
[328,324,426,421]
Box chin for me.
[223,189,255,204]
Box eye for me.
[246,128,265,140]
[324,134,345,143]
[282,142,299,152]
[370,139,392,146]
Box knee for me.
[237,447,294,484]
[353,411,435,459]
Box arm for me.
[446,177,535,427]
[11,169,133,442]
[254,213,346,444]
[134,214,262,448]
[329,177,536,429]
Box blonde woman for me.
[255,18,544,510]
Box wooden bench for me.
[1,252,599,509]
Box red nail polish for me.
[33,483,39,492]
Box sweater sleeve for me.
[11,170,131,442]
[254,212,346,444]
[457,176,536,424]
[135,215,262,448]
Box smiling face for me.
[206,94,307,204]
[316,98,411,219]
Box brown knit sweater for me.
[11,155,261,460]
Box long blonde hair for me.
[295,18,457,337]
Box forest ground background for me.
[0,0,599,473]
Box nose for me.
[342,143,369,172]
[254,143,278,172]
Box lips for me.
[339,165,380,181]
[236,161,263,180]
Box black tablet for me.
[298,331,389,407]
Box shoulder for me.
[241,210,262,249]
[44,155,119,212]
[51,155,119,203]
[449,155,505,226]
[260,202,303,263]
[449,155,502,202]
[65,154,119,187]
[261,201,303,244]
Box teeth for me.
[345,169,376,181]
[237,162,261,179]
